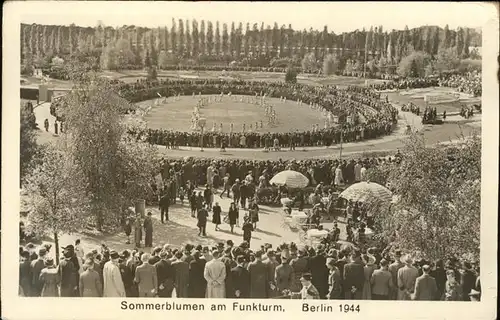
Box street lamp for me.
[198,118,206,152]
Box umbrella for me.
[270,170,309,188]
[339,181,393,204]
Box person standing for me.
[197,204,209,237]
[361,254,377,300]
[204,250,227,298]
[159,192,171,223]
[143,212,154,248]
[134,253,158,297]
[308,248,328,299]
[275,255,294,295]
[155,251,176,298]
[228,202,239,232]
[263,250,279,298]
[289,273,320,299]
[212,202,222,231]
[248,250,269,298]
[370,259,393,300]
[39,258,60,297]
[189,251,207,298]
[220,173,231,198]
[290,249,309,292]
[248,200,259,230]
[326,257,342,299]
[232,179,241,206]
[30,248,47,296]
[103,251,126,297]
[444,269,462,301]
[134,218,143,248]
[230,255,251,298]
[79,259,103,297]
[343,250,365,300]
[171,251,189,298]
[397,255,419,301]
[460,261,477,301]
[412,265,438,301]
[58,250,78,297]
[388,250,404,300]
[204,186,213,210]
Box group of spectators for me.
[19,236,481,301]
[118,78,397,148]
[369,72,482,98]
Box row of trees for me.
[22,22,481,71]
[22,68,159,263]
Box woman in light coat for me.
[204,251,226,298]
[103,251,126,297]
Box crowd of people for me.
[117,79,397,148]
[369,72,482,97]
[401,103,440,124]
[19,236,481,301]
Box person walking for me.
[204,250,226,298]
[134,253,158,297]
[197,204,209,237]
[248,200,259,230]
[79,259,103,297]
[212,202,222,231]
[134,218,143,248]
[242,216,254,246]
[159,192,171,223]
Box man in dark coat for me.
[118,251,135,297]
[221,248,237,298]
[159,192,171,223]
[155,251,176,297]
[197,205,209,237]
[188,251,207,298]
[262,250,279,297]
[343,250,365,299]
[143,212,154,247]
[171,251,189,298]
[230,255,250,298]
[460,261,477,301]
[30,248,47,296]
[308,248,329,299]
[248,250,269,298]
[19,250,32,296]
[58,251,78,297]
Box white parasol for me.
[339,181,393,204]
[270,170,309,188]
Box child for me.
[124,218,132,244]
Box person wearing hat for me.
[188,251,207,298]
[388,250,404,300]
[308,247,328,299]
[39,257,59,297]
[361,254,377,300]
[241,215,254,246]
[230,255,251,298]
[134,217,143,248]
[412,265,438,301]
[228,202,239,232]
[212,201,222,231]
[155,250,176,298]
[326,257,342,299]
[197,204,209,237]
[231,179,241,207]
[468,289,481,302]
[134,253,158,297]
[143,212,154,248]
[263,249,279,297]
[103,251,126,297]
[79,259,102,297]
[289,273,320,299]
[370,259,393,300]
[290,248,309,292]
[171,251,189,297]
[19,250,32,296]
[118,250,135,297]
[460,261,477,301]
[397,254,419,300]
[30,247,47,296]
[58,248,79,297]
[248,250,269,298]
[343,250,365,300]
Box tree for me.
[301,52,317,72]
[20,102,39,182]
[322,54,339,75]
[24,144,89,264]
[396,51,431,78]
[434,47,460,73]
[170,19,177,56]
[214,21,221,56]
[374,134,480,261]
[178,19,185,57]
[61,71,158,231]
[206,21,214,55]
[199,20,206,55]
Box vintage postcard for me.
[2,2,498,320]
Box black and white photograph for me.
[2,2,498,320]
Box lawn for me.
[142,94,328,133]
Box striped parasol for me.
[339,181,393,204]
[270,170,309,189]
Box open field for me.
[142,94,328,133]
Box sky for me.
[14,2,496,33]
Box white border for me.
[2,2,498,320]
